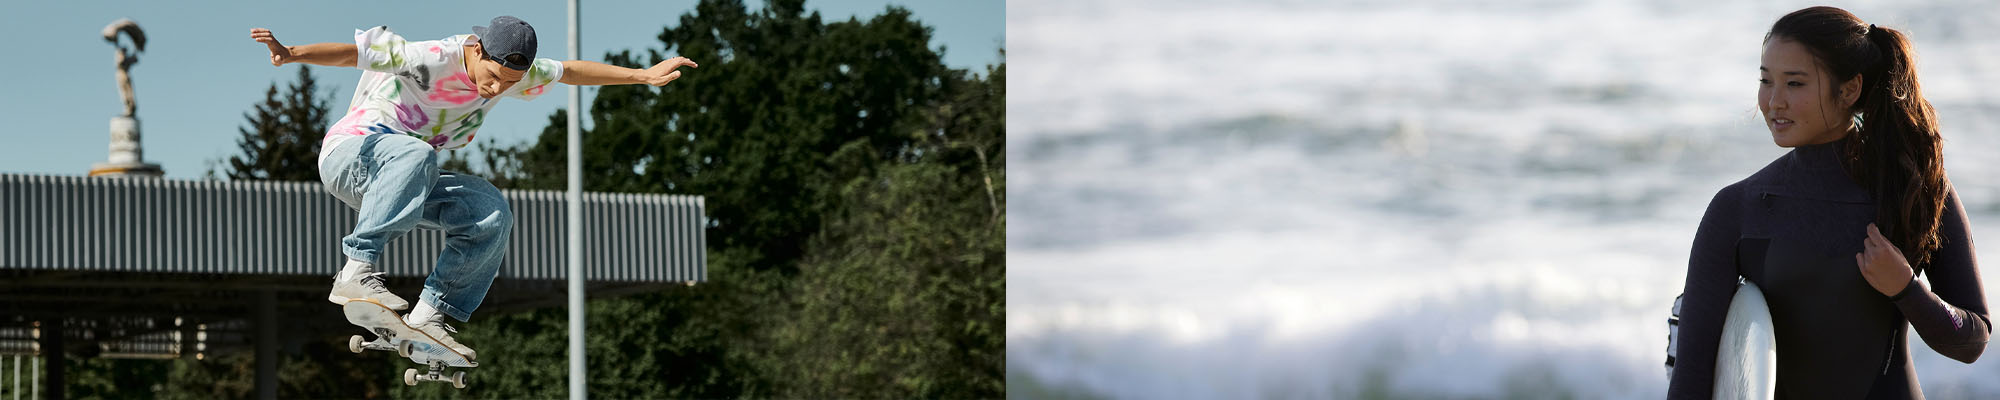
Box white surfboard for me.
[1714,281,1777,400]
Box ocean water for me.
[1005,0,2000,398]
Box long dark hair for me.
[1767,6,1947,268]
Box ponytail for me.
[1769,7,1948,269]
[1853,24,1946,269]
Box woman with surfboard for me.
[1668,6,1990,399]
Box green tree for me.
[762,55,1006,399]
[218,65,332,182]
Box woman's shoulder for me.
[1701,179,1754,217]
[1700,150,1825,217]
[1743,150,1797,184]
[1715,150,1815,198]
[1712,156,1788,201]
[1702,158,1784,211]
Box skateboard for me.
[342,299,477,389]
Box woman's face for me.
[1759,38,1858,148]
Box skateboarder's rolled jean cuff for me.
[342,248,381,266]
[419,289,476,322]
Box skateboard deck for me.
[342,299,475,388]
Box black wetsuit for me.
[1668,139,1991,399]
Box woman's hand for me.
[1856,223,1916,297]
[250,28,292,66]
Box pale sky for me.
[0,0,1004,179]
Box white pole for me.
[566,0,587,398]
[12,354,18,400]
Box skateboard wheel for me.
[398,341,415,358]
[452,371,467,389]
[404,368,419,386]
[348,335,365,354]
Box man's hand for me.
[638,57,700,86]
[559,58,700,86]
[250,28,292,66]
[248,29,356,68]
[1856,223,1917,297]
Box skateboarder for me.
[249,16,697,359]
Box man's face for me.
[467,41,526,99]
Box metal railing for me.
[0,174,705,283]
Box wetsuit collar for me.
[1792,135,1850,172]
[1761,134,1869,204]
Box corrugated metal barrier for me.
[0,174,705,282]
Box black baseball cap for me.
[471,16,537,71]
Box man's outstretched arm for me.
[250,28,356,67]
[559,57,699,86]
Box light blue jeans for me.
[319,133,511,322]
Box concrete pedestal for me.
[88,116,162,177]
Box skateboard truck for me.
[350,333,470,389]
[405,360,468,389]
[348,332,417,358]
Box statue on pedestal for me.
[90,18,164,178]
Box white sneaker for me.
[407,310,475,360]
[327,260,410,310]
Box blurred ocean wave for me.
[1008,0,2000,398]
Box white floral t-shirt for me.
[319,26,563,165]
